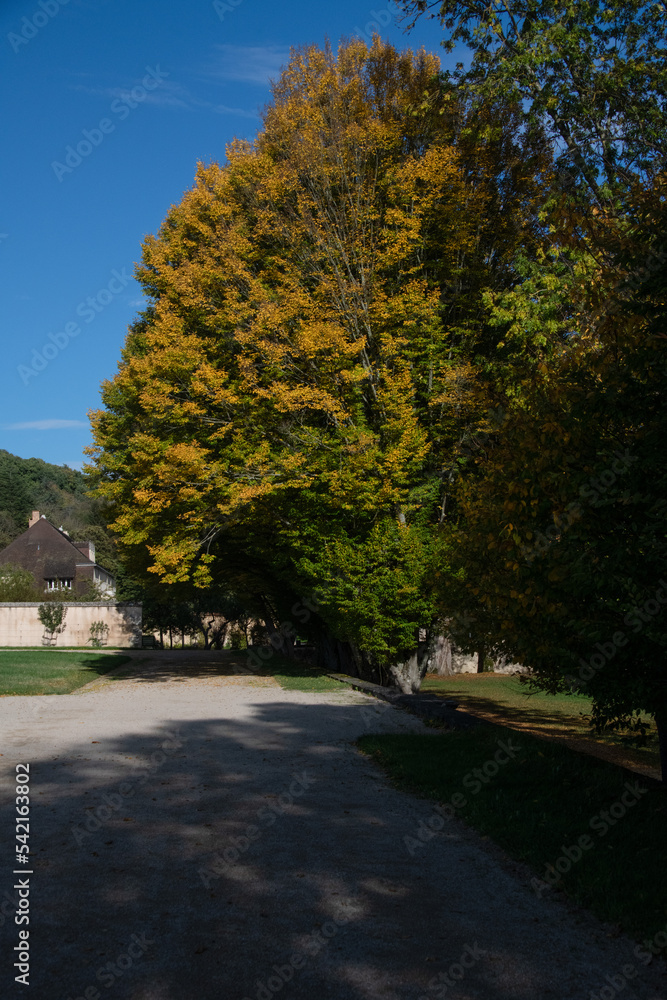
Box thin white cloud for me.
[4,420,88,431]
[70,79,189,109]
[144,84,259,118]
[208,45,290,85]
[157,86,260,119]
[71,78,259,119]
[107,81,191,110]
[209,103,260,120]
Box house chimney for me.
[75,541,95,563]
[29,511,40,528]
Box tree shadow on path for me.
[1,691,660,1000]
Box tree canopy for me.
[399,0,667,772]
[89,19,667,776]
[88,37,551,690]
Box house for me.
[0,511,116,598]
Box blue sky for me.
[0,0,451,470]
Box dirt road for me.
[1,651,664,999]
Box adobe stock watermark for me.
[71,728,185,846]
[63,930,155,1000]
[520,449,637,564]
[241,914,349,1000]
[587,922,667,1000]
[419,942,486,1000]
[17,266,132,386]
[51,66,169,182]
[213,0,244,20]
[531,780,648,897]
[354,7,393,44]
[198,771,316,888]
[404,737,523,855]
[7,0,69,54]
[564,580,667,688]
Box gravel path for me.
[0,651,665,1000]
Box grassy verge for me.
[0,651,131,695]
[254,653,343,692]
[0,646,128,650]
[358,727,667,941]
[422,673,660,770]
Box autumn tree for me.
[401,0,667,774]
[88,38,550,692]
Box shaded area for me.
[328,672,484,731]
[103,648,343,692]
[358,729,667,941]
[106,649,256,683]
[1,685,665,1000]
[422,673,661,775]
[255,653,344,692]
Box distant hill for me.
[0,450,119,576]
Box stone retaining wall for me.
[0,603,142,647]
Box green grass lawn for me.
[358,726,667,941]
[255,654,343,692]
[0,651,131,695]
[422,672,660,770]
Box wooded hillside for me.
[0,450,119,576]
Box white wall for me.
[0,603,142,647]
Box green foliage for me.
[303,520,436,666]
[0,449,86,533]
[0,449,121,578]
[397,0,667,770]
[402,0,667,205]
[37,602,67,644]
[88,621,110,648]
[228,627,247,650]
[0,565,40,602]
[139,584,246,649]
[88,38,550,684]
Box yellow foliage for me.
[88,37,549,584]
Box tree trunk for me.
[256,596,296,659]
[389,640,432,693]
[426,634,454,675]
[477,644,486,673]
[265,618,296,658]
[314,631,380,679]
[314,626,432,690]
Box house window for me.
[45,578,72,590]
